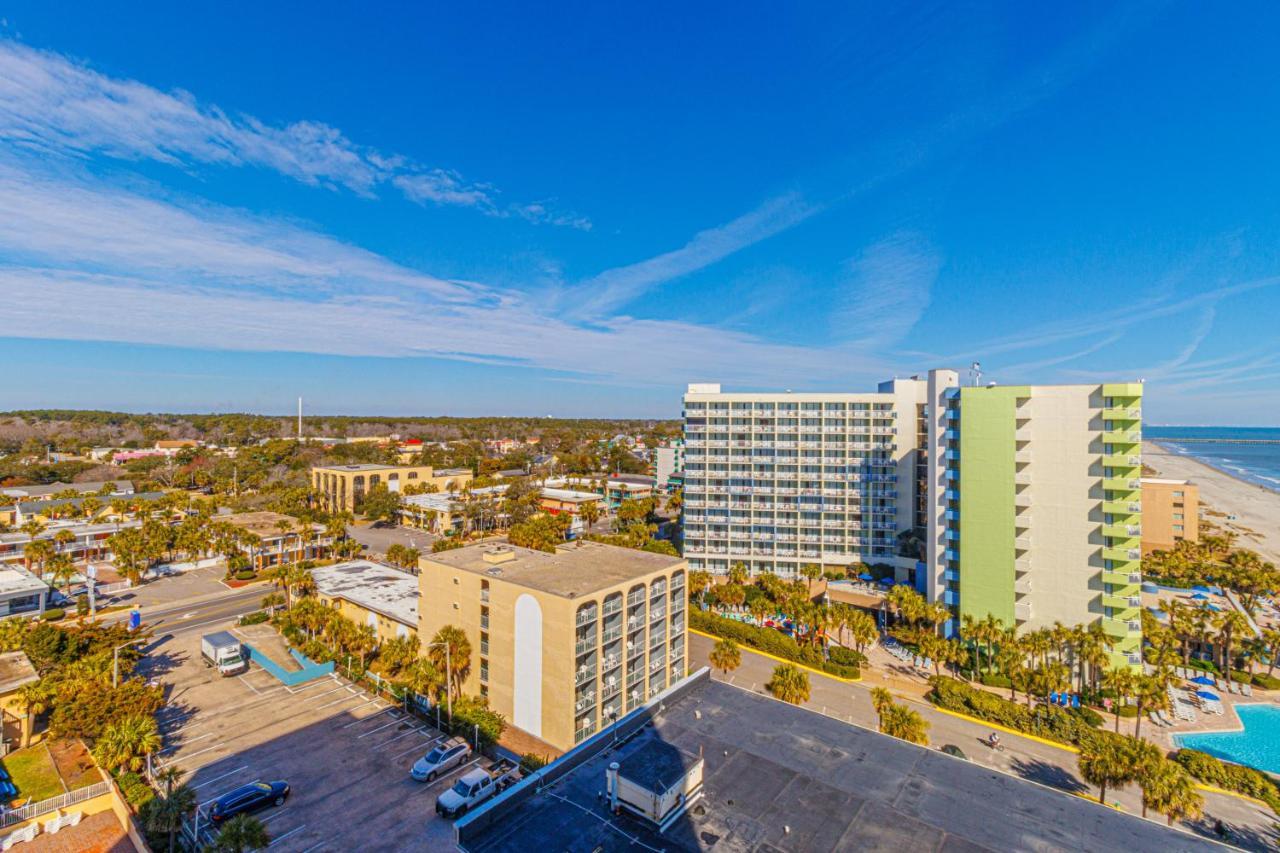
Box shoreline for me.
[1145,441,1280,565]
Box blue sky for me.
[2,3,1279,421]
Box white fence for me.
[0,781,111,828]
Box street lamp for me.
[113,638,145,688]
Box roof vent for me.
[482,546,516,565]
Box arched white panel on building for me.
[513,594,543,737]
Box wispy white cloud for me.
[0,157,885,387]
[566,193,819,317]
[0,39,590,228]
[832,231,940,348]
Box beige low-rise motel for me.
[311,463,472,513]
[418,541,687,752]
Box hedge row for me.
[690,610,861,679]
[1229,670,1280,690]
[1174,749,1280,814]
[928,676,1101,746]
[239,611,270,626]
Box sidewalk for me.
[689,633,1278,849]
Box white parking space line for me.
[391,736,442,761]
[160,732,215,753]
[356,718,405,739]
[286,678,334,696]
[373,725,432,749]
[342,708,398,728]
[420,758,481,793]
[259,809,291,824]
[297,843,325,853]
[191,765,249,791]
[302,686,347,703]
[268,824,307,847]
[315,693,362,711]
[346,697,381,714]
[179,741,236,762]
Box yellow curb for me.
[931,706,1080,753]
[690,628,862,683]
[1193,782,1271,808]
[1072,791,1121,811]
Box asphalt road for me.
[104,585,266,638]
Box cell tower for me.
[969,362,982,387]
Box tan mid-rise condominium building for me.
[1141,478,1199,554]
[418,541,687,752]
[311,464,472,513]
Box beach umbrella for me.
[1191,593,1209,601]
[896,578,913,586]
[1190,675,1215,686]
[878,577,894,586]
[1207,603,1222,612]
[858,572,873,581]
[1195,690,1220,701]
[1192,585,1211,594]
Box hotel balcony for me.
[1102,477,1141,492]
[1014,575,1032,595]
[1102,546,1142,562]
[1014,535,1032,551]
[1014,472,1032,486]
[1015,555,1031,573]
[1102,406,1141,422]
[1102,523,1141,538]
[1102,429,1141,446]
[1102,569,1142,587]
[1014,490,1031,508]
[1102,499,1141,515]
[1014,449,1032,464]
[1014,602,1032,622]
[1102,593,1142,612]
[1103,617,1142,639]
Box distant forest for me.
[0,410,680,453]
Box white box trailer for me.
[201,631,248,676]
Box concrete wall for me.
[1142,479,1200,553]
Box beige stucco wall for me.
[1142,479,1200,553]
[1022,385,1104,631]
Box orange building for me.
[1140,478,1199,554]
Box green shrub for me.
[238,611,269,626]
[1230,670,1253,685]
[690,610,859,679]
[1185,658,1220,674]
[1174,749,1280,814]
[234,569,256,581]
[1252,673,1280,690]
[519,753,549,774]
[40,608,65,622]
[1071,705,1105,729]
[75,596,89,617]
[828,647,868,668]
[928,676,1096,746]
[114,770,154,808]
[978,672,1012,688]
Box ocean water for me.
[1174,704,1280,774]
[1146,426,1280,494]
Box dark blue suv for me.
[209,781,290,823]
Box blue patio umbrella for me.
[1207,603,1222,612]
[896,578,913,585]
[1191,592,1209,601]
[877,577,894,586]
[858,572,873,581]
[1049,692,1059,704]
[1190,675,1215,686]
[1192,585,1211,593]
[1195,690,1220,701]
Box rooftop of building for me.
[220,511,318,539]
[0,519,141,545]
[0,651,38,694]
[1142,477,1193,486]
[311,463,419,472]
[423,541,683,598]
[435,467,472,476]
[311,559,418,627]
[0,480,133,499]
[539,488,600,504]
[1,491,165,515]
[0,565,47,598]
[460,674,1217,853]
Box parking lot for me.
[144,623,488,851]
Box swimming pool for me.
[1174,704,1280,774]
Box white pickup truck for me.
[434,759,520,818]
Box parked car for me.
[435,760,520,818]
[411,737,471,782]
[209,781,290,823]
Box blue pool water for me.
[1174,704,1280,774]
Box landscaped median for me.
[690,609,863,681]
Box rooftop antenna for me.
[969,362,982,387]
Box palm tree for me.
[1078,734,1142,805]
[23,539,54,578]
[766,663,810,705]
[211,813,271,852]
[93,714,162,772]
[688,570,712,605]
[881,703,930,745]
[48,553,76,598]
[1102,667,1139,732]
[429,625,472,699]
[149,766,197,853]
[16,681,49,748]
[52,527,76,555]
[799,563,822,594]
[728,562,749,586]
[18,518,46,540]
[709,639,741,676]
[579,500,601,531]
[870,687,894,722]
[274,518,295,564]
[1215,609,1251,676]
[79,496,103,522]
[1139,757,1204,825]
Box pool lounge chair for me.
[1243,683,1253,697]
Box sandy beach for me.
[1145,441,1280,565]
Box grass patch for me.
[1,744,65,804]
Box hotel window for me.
[1173,513,1183,520]
[409,472,418,479]
[1173,491,1184,497]
[1173,524,1184,531]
